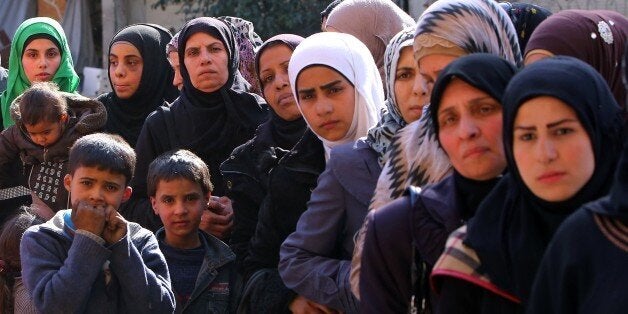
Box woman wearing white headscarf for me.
[277,32,384,313]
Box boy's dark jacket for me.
[156,228,242,313]
[0,92,106,212]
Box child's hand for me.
[73,201,107,237]
[102,206,128,245]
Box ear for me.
[121,186,132,203]
[63,174,72,192]
[205,191,212,206]
[150,196,159,216]
[60,113,68,123]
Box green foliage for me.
[151,0,330,40]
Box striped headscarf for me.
[370,0,522,210]
[366,28,418,166]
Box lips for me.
[35,72,51,80]
[277,93,294,106]
[537,171,566,184]
[319,120,338,130]
[463,147,489,159]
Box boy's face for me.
[151,178,209,248]
[24,114,67,147]
[64,166,132,210]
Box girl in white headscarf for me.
[277,32,385,313]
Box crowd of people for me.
[0,0,626,313]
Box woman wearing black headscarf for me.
[431,56,624,313]
[97,23,179,147]
[359,54,516,313]
[126,17,268,231]
[220,34,307,271]
[526,52,628,314]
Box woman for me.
[324,0,415,80]
[370,0,522,211]
[524,9,628,114]
[351,0,523,296]
[220,34,307,272]
[360,54,516,314]
[97,23,179,147]
[217,16,263,95]
[128,17,267,231]
[277,31,384,314]
[1,17,79,128]
[498,2,552,54]
[431,57,624,313]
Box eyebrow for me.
[515,118,579,131]
[438,96,496,115]
[298,79,342,95]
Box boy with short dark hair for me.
[20,133,175,313]
[0,81,106,217]
[149,149,240,313]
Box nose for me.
[199,48,211,65]
[89,186,105,203]
[37,56,47,69]
[412,75,427,97]
[314,99,333,116]
[33,135,46,146]
[114,64,125,78]
[535,136,558,164]
[275,72,289,90]
[173,69,183,90]
[173,200,187,215]
[457,115,480,140]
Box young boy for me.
[148,150,240,313]
[19,133,175,313]
[0,81,106,217]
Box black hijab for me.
[429,53,517,218]
[254,34,307,150]
[499,2,552,54]
[466,56,624,302]
[174,16,267,163]
[101,23,178,147]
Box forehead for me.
[185,32,223,47]
[515,96,577,123]
[418,54,457,74]
[110,41,141,56]
[24,38,58,50]
[155,177,203,194]
[439,78,492,110]
[72,166,126,185]
[297,65,346,88]
[24,120,61,131]
[259,44,293,69]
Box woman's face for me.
[109,42,143,99]
[437,78,506,180]
[513,96,594,202]
[394,46,424,123]
[259,44,301,121]
[418,53,458,96]
[296,65,355,141]
[167,51,183,90]
[21,38,61,83]
[183,32,229,93]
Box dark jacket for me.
[0,92,106,212]
[220,120,292,271]
[360,175,466,314]
[279,139,381,313]
[156,228,241,314]
[239,130,325,313]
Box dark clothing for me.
[360,175,498,314]
[464,56,624,305]
[240,130,325,312]
[0,93,106,212]
[220,118,305,271]
[0,66,7,94]
[279,139,381,313]
[100,23,178,147]
[156,228,240,314]
[124,17,268,231]
[437,278,521,314]
[527,207,628,314]
[498,2,552,54]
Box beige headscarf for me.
[325,0,415,80]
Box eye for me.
[299,93,314,101]
[105,184,119,192]
[186,48,199,57]
[518,133,536,141]
[26,51,37,58]
[263,74,274,84]
[554,128,574,136]
[80,180,92,187]
[162,196,174,204]
[109,59,118,67]
[211,46,222,53]
[439,114,457,127]
[329,86,343,94]
[185,194,199,202]
[396,70,413,80]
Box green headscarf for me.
[0,17,79,128]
